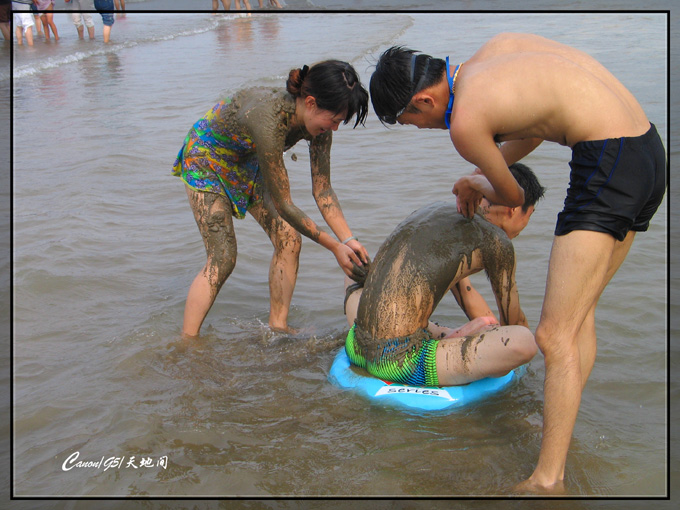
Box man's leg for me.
[434,323,537,386]
[524,230,635,491]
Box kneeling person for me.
[344,163,544,386]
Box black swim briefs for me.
[555,123,666,241]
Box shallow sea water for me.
[3,3,675,507]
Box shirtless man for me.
[369,33,666,492]
[344,163,544,388]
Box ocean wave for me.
[12,13,250,80]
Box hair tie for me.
[300,65,309,81]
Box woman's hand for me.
[333,241,371,283]
[344,238,369,265]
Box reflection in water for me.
[216,15,257,55]
[214,13,282,57]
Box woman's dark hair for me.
[508,162,547,212]
[286,60,369,128]
[370,46,446,125]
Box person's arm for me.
[309,132,370,277]
[499,138,543,166]
[454,137,543,211]
[450,117,538,217]
[255,129,365,280]
[450,276,498,322]
[486,242,528,328]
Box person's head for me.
[481,163,546,239]
[287,60,369,137]
[370,46,446,126]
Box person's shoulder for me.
[476,215,513,244]
[231,86,289,107]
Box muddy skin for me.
[460,333,482,368]
[221,87,334,244]
[187,188,237,302]
[452,281,473,319]
[206,87,352,253]
[249,191,302,331]
[355,201,517,363]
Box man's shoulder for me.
[475,217,514,253]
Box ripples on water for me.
[9,9,670,500]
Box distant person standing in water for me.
[0,0,11,42]
[113,0,124,11]
[30,0,44,38]
[34,0,59,41]
[258,0,282,8]
[369,33,666,493]
[65,0,95,40]
[12,0,35,46]
[212,0,252,10]
[93,0,114,43]
[172,60,370,337]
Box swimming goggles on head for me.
[385,54,431,124]
[445,56,463,130]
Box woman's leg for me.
[249,196,302,332]
[40,14,49,40]
[46,11,59,41]
[182,186,237,337]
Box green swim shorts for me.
[345,323,440,386]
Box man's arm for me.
[450,117,525,217]
[486,242,528,328]
[499,138,543,166]
[450,277,498,322]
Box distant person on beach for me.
[113,0,124,10]
[173,60,370,337]
[343,163,543,387]
[12,1,35,46]
[369,33,667,493]
[29,0,44,38]
[212,0,252,11]
[258,0,281,8]
[65,0,95,40]
[0,0,10,42]
[34,0,59,41]
[93,0,114,43]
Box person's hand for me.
[333,242,370,283]
[344,238,369,265]
[452,175,484,218]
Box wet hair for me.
[508,162,546,212]
[369,46,446,125]
[286,60,369,128]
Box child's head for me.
[286,60,369,129]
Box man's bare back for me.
[458,33,649,147]
[355,201,520,340]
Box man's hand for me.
[453,175,484,218]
